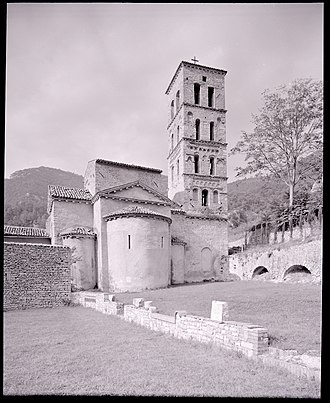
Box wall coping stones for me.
[4,241,70,249]
[150,312,176,323]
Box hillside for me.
[4,167,84,228]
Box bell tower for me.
[165,60,228,215]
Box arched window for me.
[171,133,174,150]
[213,190,218,204]
[202,189,208,206]
[210,157,215,175]
[195,119,200,140]
[177,159,180,177]
[194,83,200,105]
[194,154,199,173]
[177,126,180,143]
[171,166,174,182]
[193,188,198,201]
[210,122,214,141]
[176,90,180,112]
[171,100,174,119]
[187,111,193,123]
[208,87,214,107]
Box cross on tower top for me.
[191,56,199,64]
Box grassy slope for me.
[114,281,321,354]
[4,307,320,397]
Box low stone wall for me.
[4,242,71,311]
[71,291,320,382]
[71,292,268,358]
[124,305,268,357]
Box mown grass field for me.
[4,306,320,397]
[114,281,322,354]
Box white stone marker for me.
[211,301,229,323]
[133,298,144,307]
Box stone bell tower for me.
[165,60,228,215]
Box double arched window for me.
[210,122,214,141]
[194,154,199,173]
[209,157,215,176]
[195,119,200,140]
[202,189,208,206]
[194,83,200,105]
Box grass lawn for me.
[4,307,320,397]
[114,281,322,354]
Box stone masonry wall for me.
[4,242,71,311]
[71,292,268,358]
[229,239,322,282]
[71,292,320,381]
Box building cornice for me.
[165,61,227,95]
[103,206,172,224]
[167,102,227,131]
[185,138,228,147]
[94,194,172,207]
[93,158,162,173]
[185,213,227,222]
[183,173,228,181]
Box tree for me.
[231,79,323,207]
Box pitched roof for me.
[4,225,49,237]
[171,236,187,245]
[103,206,172,223]
[60,227,96,238]
[94,159,162,173]
[48,185,92,213]
[94,180,175,206]
[48,185,92,200]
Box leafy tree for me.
[231,78,323,207]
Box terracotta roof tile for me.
[103,206,171,222]
[4,225,49,237]
[171,236,187,245]
[60,227,96,237]
[48,185,92,201]
[95,159,162,173]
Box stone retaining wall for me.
[4,242,71,311]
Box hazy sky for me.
[5,3,323,182]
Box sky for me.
[5,3,323,183]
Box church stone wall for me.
[106,216,171,292]
[4,242,71,311]
[171,214,228,283]
[50,201,93,245]
[84,160,168,196]
[61,237,97,290]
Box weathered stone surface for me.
[4,242,71,311]
[133,298,144,307]
[210,301,229,322]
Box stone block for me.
[133,298,144,307]
[144,300,153,309]
[210,301,229,323]
[149,306,159,313]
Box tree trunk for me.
[289,183,294,208]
